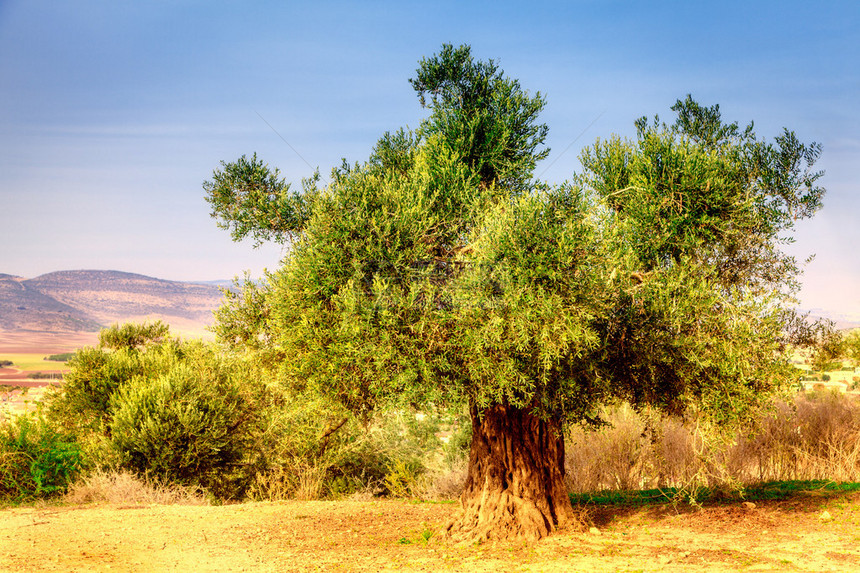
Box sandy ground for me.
[3,493,860,572]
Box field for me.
[1,353,69,372]
[0,332,90,414]
[3,491,860,572]
[0,331,98,355]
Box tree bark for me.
[445,402,578,542]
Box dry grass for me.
[422,458,468,500]
[65,470,209,506]
[247,462,328,502]
[565,391,860,494]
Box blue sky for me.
[1,1,858,319]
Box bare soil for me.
[3,493,860,572]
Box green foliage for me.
[44,323,267,499]
[397,523,436,545]
[409,43,549,190]
[109,362,253,498]
[811,327,845,372]
[205,45,826,504]
[0,359,13,367]
[203,153,320,247]
[0,413,81,502]
[211,273,278,358]
[384,458,425,498]
[573,95,825,427]
[45,339,181,436]
[27,372,63,380]
[581,95,823,294]
[98,321,170,350]
[45,353,74,362]
[843,330,860,366]
[249,390,453,499]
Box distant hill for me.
[0,270,226,336]
[801,309,860,331]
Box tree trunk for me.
[445,402,578,543]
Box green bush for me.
[40,322,464,502]
[246,392,462,500]
[0,413,81,503]
[45,343,180,436]
[98,321,169,350]
[45,353,74,362]
[43,324,267,500]
[109,363,253,498]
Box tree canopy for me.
[204,44,825,541]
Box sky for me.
[1,0,858,319]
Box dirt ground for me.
[3,492,860,572]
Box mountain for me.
[0,270,226,335]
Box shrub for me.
[0,413,81,502]
[109,363,253,499]
[565,392,860,494]
[66,469,208,506]
[45,343,180,436]
[98,321,169,350]
[27,372,63,380]
[40,322,465,503]
[246,394,462,500]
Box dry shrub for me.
[422,458,468,500]
[730,391,860,482]
[247,462,328,502]
[565,392,860,493]
[566,404,652,492]
[294,464,327,501]
[66,470,208,506]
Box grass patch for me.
[570,480,860,507]
[742,480,860,501]
[570,488,682,507]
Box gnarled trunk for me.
[445,402,577,542]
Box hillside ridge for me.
[0,270,226,335]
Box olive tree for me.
[204,44,824,541]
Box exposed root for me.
[443,488,587,544]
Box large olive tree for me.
[204,45,824,541]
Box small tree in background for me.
[205,44,825,541]
[98,321,169,350]
[47,322,177,437]
[845,329,860,367]
[810,326,846,372]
